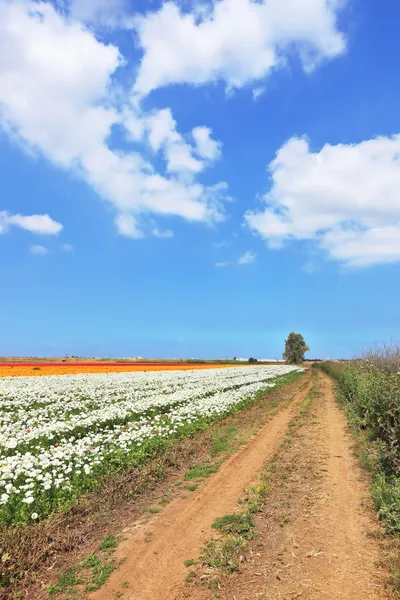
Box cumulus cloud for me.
[0,1,228,238]
[215,251,257,267]
[115,214,143,238]
[192,127,221,161]
[238,251,257,265]
[30,244,49,255]
[245,135,400,267]
[133,0,346,96]
[152,228,174,238]
[61,243,73,251]
[0,211,62,235]
[142,108,221,175]
[68,0,129,26]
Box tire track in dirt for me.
[208,371,392,600]
[89,376,313,600]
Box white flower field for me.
[0,365,302,524]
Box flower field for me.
[0,362,237,378]
[0,365,302,525]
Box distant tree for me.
[248,357,258,363]
[283,333,310,364]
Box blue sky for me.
[1,0,400,359]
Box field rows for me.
[0,362,238,378]
[0,366,302,525]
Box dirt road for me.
[90,372,392,600]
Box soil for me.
[89,372,393,600]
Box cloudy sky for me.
[1,0,399,358]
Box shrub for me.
[321,360,400,533]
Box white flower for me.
[0,365,303,522]
[31,512,38,520]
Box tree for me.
[283,332,310,364]
[248,357,258,363]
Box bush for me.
[321,360,400,533]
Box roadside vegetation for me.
[321,345,400,593]
[321,346,400,535]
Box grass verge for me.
[319,361,400,594]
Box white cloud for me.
[61,243,73,251]
[238,250,257,265]
[252,87,266,101]
[115,214,143,238]
[133,0,346,96]
[143,108,222,175]
[192,127,221,161]
[0,1,228,238]
[246,135,400,267]
[68,0,129,26]
[215,251,257,266]
[0,211,62,235]
[215,260,231,267]
[152,228,174,238]
[30,244,49,255]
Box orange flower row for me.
[0,364,237,378]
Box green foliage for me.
[283,332,310,364]
[183,559,197,567]
[212,513,254,538]
[248,357,258,363]
[184,462,220,481]
[321,360,400,533]
[98,535,118,552]
[200,535,246,572]
[210,425,238,456]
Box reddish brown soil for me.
[89,379,312,600]
[90,372,393,600]
[195,372,393,600]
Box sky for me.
[1,0,400,360]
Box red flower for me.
[26,429,31,433]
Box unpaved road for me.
[90,372,392,600]
[90,377,312,600]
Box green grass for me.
[98,535,118,552]
[184,462,221,481]
[320,361,400,535]
[320,360,400,595]
[48,570,82,596]
[48,546,117,598]
[183,559,197,567]
[210,425,238,456]
[212,513,254,538]
[186,484,199,491]
[200,535,246,572]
